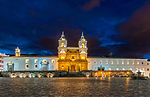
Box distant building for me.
[3,32,150,77]
[0,53,9,72]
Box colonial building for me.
[58,32,88,72]
[3,32,150,77]
[0,53,9,72]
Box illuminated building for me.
[2,32,150,77]
[15,47,20,57]
[58,32,88,72]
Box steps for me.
[67,72,85,77]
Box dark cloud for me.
[36,36,58,55]
[82,0,101,11]
[86,35,109,56]
[117,5,150,57]
[35,29,108,56]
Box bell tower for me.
[78,32,88,59]
[58,31,67,48]
[58,31,67,60]
[15,47,21,57]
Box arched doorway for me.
[43,67,47,71]
[71,65,75,72]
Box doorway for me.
[43,66,47,71]
[71,65,75,72]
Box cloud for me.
[36,36,58,55]
[82,0,101,11]
[117,5,150,57]
[35,29,109,56]
[86,35,109,56]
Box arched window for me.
[82,43,84,48]
[35,64,38,69]
[25,59,29,63]
[25,64,29,69]
[34,59,38,63]
[72,56,75,59]
[52,60,55,63]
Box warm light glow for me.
[111,61,113,64]
[81,56,85,59]
[108,77,111,81]
[127,72,130,75]
[100,77,103,80]
[15,47,21,57]
[61,43,64,47]
[61,56,65,59]
[82,43,84,48]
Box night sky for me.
[0,0,150,59]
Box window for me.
[52,60,55,63]
[111,61,113,64]
[137,62,140,64]
[82,43,85,48]
[81,57,85,59]
[61,56,65,59]
[127,61,129,64]
[9,61,12,64]
[100,61,102,64]
[130,68,132,70]
[43,59,47,64]
[25,59,29,63]
[142,68,144,71]
[147,68,149,71]
[72,56,75,59]
[117,61,119,64]
[61,43,64,47]
[35,64,38,69]
[132,61,134,65]
[116,68,119,70]
[122,68,125,70]
[34,59,38,63]
[25,64,29,69]
[122,61,124,64]
[105,61,108,64]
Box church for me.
[3,32,150,77]
[58,32,88,72]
